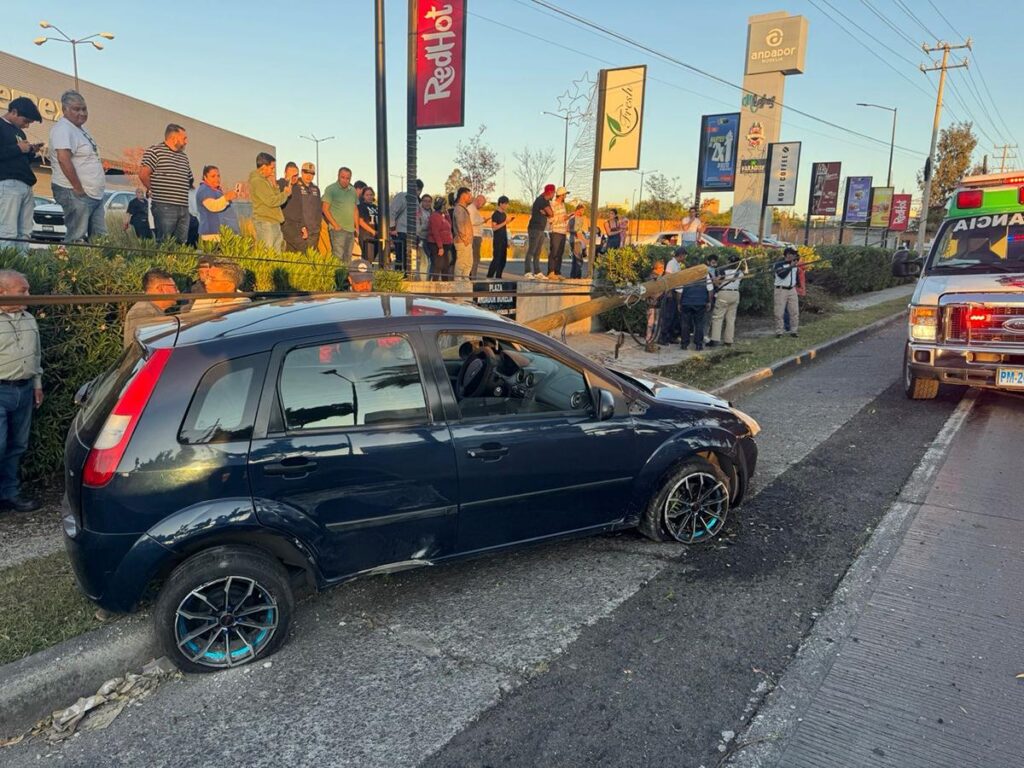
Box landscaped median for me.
[654,295,910,393]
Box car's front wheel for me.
[154,546,294,674]
[904,346,939,400]
[639,457,731,544]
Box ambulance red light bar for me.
[961,171,1024,187]
[956,190,983,209]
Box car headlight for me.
[730,407,761,437]
[909,305,937,342]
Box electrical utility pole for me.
[917,40,970,253]
[994,144,1018,172]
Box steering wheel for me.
[457,347,499,399]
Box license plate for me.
[41,224,54,231]
[997,367,1024,388]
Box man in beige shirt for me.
[123,268,178,348]
[0,269,42,512]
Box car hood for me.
[607,366,728,409]
[34,203,64,214]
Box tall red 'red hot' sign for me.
[416,1,467,130]
[889,193,912,231]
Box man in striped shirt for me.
[140,124,194,243]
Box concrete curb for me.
[0,611,157,738]
[711,310,906,400]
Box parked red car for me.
[704,226,760,248]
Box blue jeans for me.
[0,179,34,254]
[329,228,355,261]
[254,219,284,252]
[52,185,106,242]
[0,381,34,500]
[526,229,545,274]
[151,202,190,243]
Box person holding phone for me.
[0,97,43,254]
[195,165,240,241]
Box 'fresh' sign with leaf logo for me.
[599,66,646,170]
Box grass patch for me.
[0,550,104,665]
[652,296,909,392]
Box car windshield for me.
[928,213,1024,272]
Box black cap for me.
[783,245,799,257]
[8,97,42,123]
[673,246,688,258]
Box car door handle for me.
[262,458,319,476]
[466,444,508,461]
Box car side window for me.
[278,335,427,431]
[437,333,591,420]
[179,354,268,444]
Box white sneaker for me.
[523,272,534,278]
[537,272,548,279]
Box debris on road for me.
[0,657,180,747]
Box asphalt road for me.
[3,323,963,767]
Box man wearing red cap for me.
[525,183,555,278]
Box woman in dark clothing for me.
[357,186,381,267]
[428,197,455,281]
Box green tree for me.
[636,173,684,226]
[444,168,466,197]
[918,121,979,221]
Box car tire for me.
[903,347,939,400]
[639,457,731,544]
[154,545,294,674]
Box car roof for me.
[167,295,512,347]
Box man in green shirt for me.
[247,152,293,252]
[321,166,359,260]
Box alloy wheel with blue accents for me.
[662,471,729,544]
[174,575,279,669]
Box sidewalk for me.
[758,391,1024,767]
[562,283,913,372]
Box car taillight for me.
[956,189,983,209]
[82,348,172,488]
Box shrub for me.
[0,231,341,485]
[809,245,905,296]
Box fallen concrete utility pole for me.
[524,264,708,334]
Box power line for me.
[891,0,941,41]
[525,0,927,157]
[945,75,997,146]
[925,0,965,39]
[470,9,919,163]
[856,0,922,50]
[971,56,1018,147]
[817,0,920,68]
[959,66,1007,145]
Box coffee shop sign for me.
[0,85,63,121]
[742,93,776,113]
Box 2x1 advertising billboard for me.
[698,113,740,192]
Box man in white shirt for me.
[774,247,801,337]
[709,254,749,346]
[467,194,486,278]
[680,205,703,247]
[48,91,106,242]
[658,249,684,345]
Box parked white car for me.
[638,230,724,248]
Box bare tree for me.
[512,145,558,202]
[454,125,500,197]
[641,173,684,227]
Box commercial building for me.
[0,51,273,199]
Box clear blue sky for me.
[2,0,1018,214]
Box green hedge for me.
[0,230,342,485]
[808,245,906,296]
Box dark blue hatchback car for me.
[64,296,759,672]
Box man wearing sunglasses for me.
[49,90,106,243]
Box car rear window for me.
[179,354,268,444]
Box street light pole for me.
[34,22,115,91]
[299,134,334,176]
[542,110,573,187]
[856,103,897,247]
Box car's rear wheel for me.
[154,546,294,674]
[904,347,939,400]
[639,457,731,544]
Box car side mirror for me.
[594,388,615,421]
[892,249,922,278]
